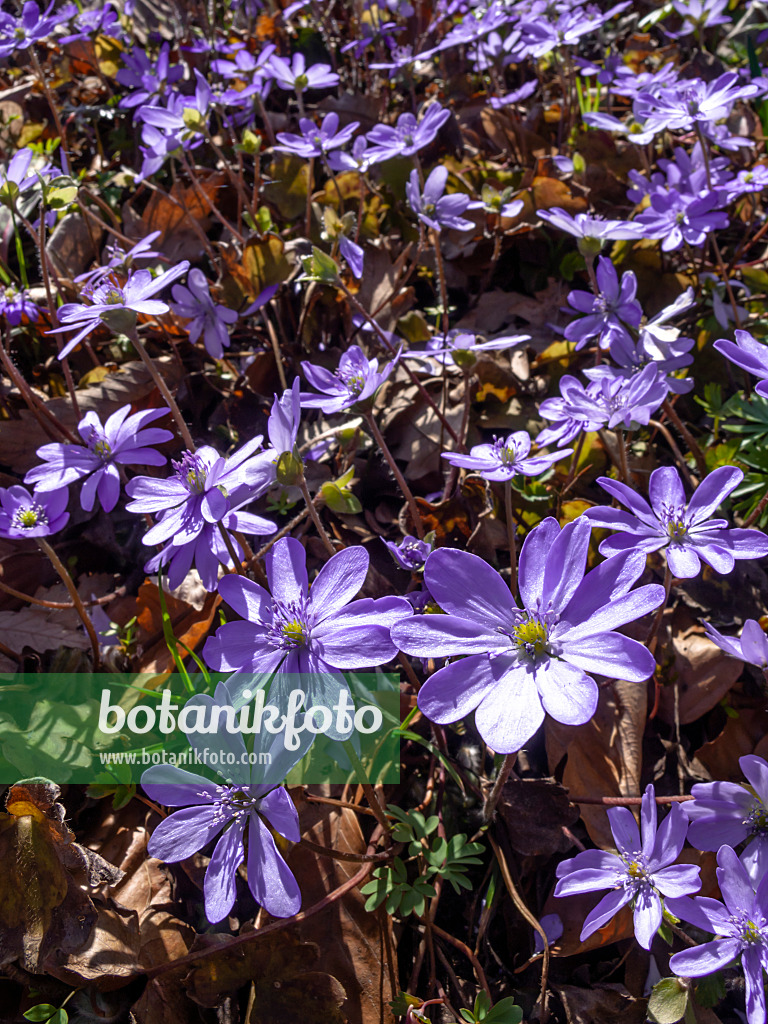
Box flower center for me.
[173,451,208,493]
[511,617,549,660]
[87,431,112,461]
[13,503,47,529]
[269,597,312,651]
[743,803,768,837]
[211,785,261,826]
[337,367,366,397]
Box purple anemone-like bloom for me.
[0,1,66,57]
[405,165,481,232]
[301,345,397,414]
[704,618,768,670]
[442,431,571,482]
[714,330,768,399]
[365,105,451,164]
[684,755,768,882]
[554,784,701,949]
[24,405,172,513]
[53,264,190,359]
[203,537,412,711]
[266,52,339,93]
[670,846,768,1024]
[584,465,768,579]
[126,438,276,548]
[538,208,644,252]
[170,269,238,360]
[564,256,642,350]
[0,485,68,539]
[0,284,39,325]
[391,517,664,753]
[637,190,728,252]
[143,684,304,923]
[275,112,359,159]
[384,534,433,572]
[419,330,530,368]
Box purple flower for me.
[53,264,190,359]
[24,405,172,513]
[684,754,768,882]
[0,148,47,205]
[76,230,164,287]
[365,105,451,164]
[275,112,359,159]
[58,2,121,43]
[268,378,302,456]
[635,73,760,139]
[714,330,768,399]
[142,685,304,923]
[636,190,728,252]
[668,0,731,36]
[202,537,412,710]
[391,517,664,753]
[0,1,66,57]
[116,42,184,110]
[405,165,481,232]
[704,619,768,670]
[442,431,571,482]
[145,508,274,591]
[300,345,397,414]
[584,466,768,578]
[126,438,275,545]
[534,913,564,953]
[554,785,701,949]
[564,256,642,351]
[339,235,364,280]
[266,52,339,93]
[419,330,530,369]
[170,269,238,360]
[562,363,668,433]
[0,284,39,325]
[670,846,768,1024]
[536,375,606,449]
[384,534,433,571]
[137,69,213,136]
[537,208,643,256]
[0,485,68,539]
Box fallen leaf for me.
[498,778,580,857]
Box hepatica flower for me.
[442,431,571,482]
[53,264,190,358]
[384,534,433,571]
[670,846,768,1024]
[301,345,397,414]
[266,52,339,93]
[554,784,701,949]
[564,256,642,350]
[537,208,643,256]
[684,755,768,881]
[0,284,39,325]
[391,517,663,753]
[170,269,238,360]
[203,537,411,710]
[714,330,768,398]
[126,438,276,548]
[25,404,172,513]
[405,165,482,232]
[143,685,304,922]
[585,465,768,578]
[365,104,451,164]
[0,485,68,539]
[275,111,359,160]
[0,1,66,58]
[704,618,768,671]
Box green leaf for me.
[484,997,524,1024]
[24,1007,58,1023]
[321,481,362,515]
[694,971,727,1009]
[647,977,690,1024]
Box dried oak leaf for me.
[182,930,346,1024]
[131,173,228,263]
[656,609,743,725]
[498,778,580,857]
[546,680,646,849]
[0,781,122,973]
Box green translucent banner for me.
[0,673,401,786]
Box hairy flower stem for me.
[617,428,630,484]
[366,413,425,539]
[127,329,196,451]
[661,399,707,479]
[645,562,673,650]
[504,481,518,598]
[298,476,336,556]
[744,484,768,528]
[649,419,698,491]
[484,751,517,822]
[37,537,100,669]
[431,228,450,338]
[342,739,392,837]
